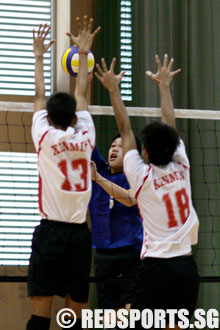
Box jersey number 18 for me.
[162,188,190,228]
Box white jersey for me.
[123,139,199,259]
[32,110,95,224]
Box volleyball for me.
[61,45,95,77]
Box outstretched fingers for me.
[110,58,116,72]
[66,32,72,38]
[92,25,101,38]
[95,59,109,83]
[45,39,55,52]
[95,57,122,89]
[35,23,51,40]
[101,58,108,72]
[69,16,100,47]
[163,53,168,68]
[39,23,47,37]
[167,58,181,76]
[33,28,36,40]
[94,71,102,83]
[145,70,152,78]
[88,18,93,33]
[75,17,81,31]
[96,63,104,77]
[145,69,159,84]
[43,26,51,39]
[167,57,174,71]
[117,71,126,83]
[66,32,75,40]
[148,74,160,85]
[155,54,162,71]
[66,31,78,47]
[171,68,181,76]
[82,15,88,30]
[37,24,42,37]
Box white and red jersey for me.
[32,110,95,224]
[123,139,199,259]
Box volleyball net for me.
[0,102,219,281]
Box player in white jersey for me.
[26,17,100,330]
[95,55,199,329]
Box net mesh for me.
[0,102,219,281]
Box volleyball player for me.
[95,55,199,329]
[89,133,143,316]
[26,17,100,330]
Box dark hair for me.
[46,92,76,129]
[111,133,142,155]
[141,121,180,165]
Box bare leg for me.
[26,297,53,329]
[125,303,131,312]
[30,296,53,318]
[65,293,88,318]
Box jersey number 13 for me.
[58,159,87,192]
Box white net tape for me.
[1,102,220,120]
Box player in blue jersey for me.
[89,134,143,313]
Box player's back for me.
[123,139,199,259]
[138,160,199,258]
[32,110,95,223]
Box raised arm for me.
[33,24,55,112]
[66,16,100,112]
[87,72,93,105]
[95,58,136,155]
[91,161,136,207]
[146,54,181,128]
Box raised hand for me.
[90,161,98,181]
[146,54,181,87]
[33,24,55,57]
[95,58,125,92]
[66,15,101,53]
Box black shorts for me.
[28,219,92,303]
[132,255,199,327]
[94,246,141,309]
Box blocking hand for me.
[95,58,125,92]
[33,23,55,57]
[66,15,101,53]
[146,54,181,87]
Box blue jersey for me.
[89,146,143,251]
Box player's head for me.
[108,134,123,173]
[46,92,77,129]
[108,133,141,173]
[141,122,180,165]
